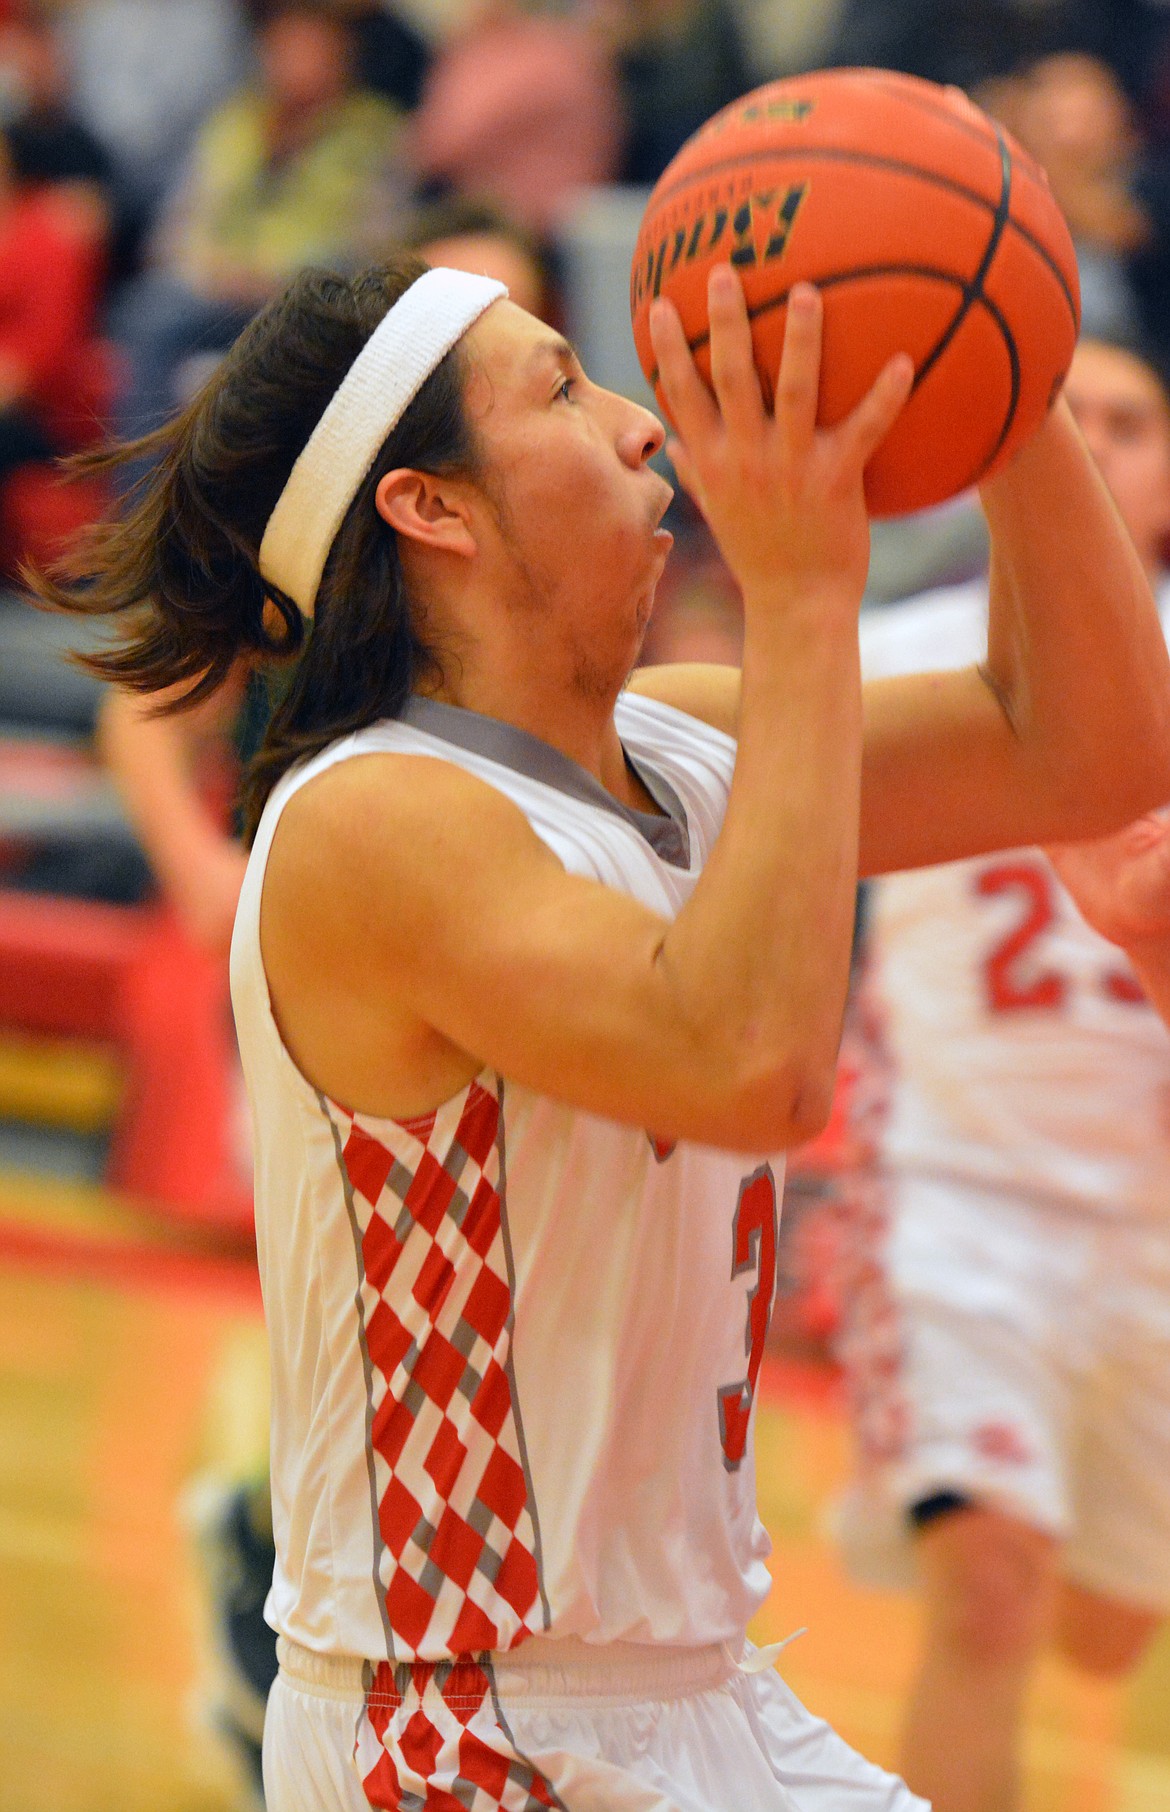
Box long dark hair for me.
[30,258,483,836]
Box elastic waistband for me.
[276,1633,741,1706]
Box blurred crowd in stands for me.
[0,0,1163,579]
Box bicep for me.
[860,666,1048,874]
[267,757,726,1140]
[628,656,1043,877]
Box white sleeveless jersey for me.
[858,578,1170,1219]
[231,690,785,1665]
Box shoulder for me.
[274,744,537,859]
[624,663,740,739]
[264,744,560,936]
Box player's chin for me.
[635,532,671,606]
[633,580,660,639]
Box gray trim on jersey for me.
[400,694,691,869]
[487,1660,573,1812]
[321,1092,398,1661]
[492,1075,554,1634]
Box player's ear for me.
[375,468,477,558]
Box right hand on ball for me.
[648,265,913,613]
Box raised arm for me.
[636,393,1170,876]
[263,273,912,1151]
[858,398,1170,873]
[98,676,248,955]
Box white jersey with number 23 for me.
[858,578,1170,1220]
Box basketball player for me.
[37,257,1170,1809]
[836,331,1170,1812]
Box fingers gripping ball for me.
[630,68,1081,516]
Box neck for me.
[404,555,652,803]
[424,666,632,788]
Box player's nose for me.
[616,398,666,468]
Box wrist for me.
[740,577,862,642]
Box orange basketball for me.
[630,68,1080,516]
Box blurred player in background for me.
[837,330,1170,1812]
[98,668,272,1809]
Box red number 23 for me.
[975,859,1144,1013]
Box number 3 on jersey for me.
[718,1164,779,1471]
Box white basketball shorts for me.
[834,1169,1170,1611]
[263,1633,928,1811]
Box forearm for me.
[98,690,244,948]
[640,265,906,1140]
[980,398,1170,835]
[661,598,862,1141]
[103,687,203,831]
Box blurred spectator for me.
[110,0,408,453]
[0,11,113,210]
[731,0,849,83]
[354,0,433,111]
[602,0,753,183]
[410,0,622,236]
[995,52,1150,342]
[58,0,247,267]
[98,674,249,960]
[399,193,554,319]
[824,0,1163,98]
[0,124,111,567]
[821,0,1170,365]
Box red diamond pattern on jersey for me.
[337,1079,544,1659]
[355,1658,566,1811]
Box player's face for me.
[459,300,673,694]
[1064,340,1170,575]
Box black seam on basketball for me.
[962,289,1022,486]
[638,143,1078,327]
[1003,215,1079,327]
[646,261,1023,482]
[647,262,970,385]
[911,127,1012,395]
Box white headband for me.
[258,267,507,616]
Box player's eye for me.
[556,375,576,402]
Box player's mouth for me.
[651,482,675,551]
